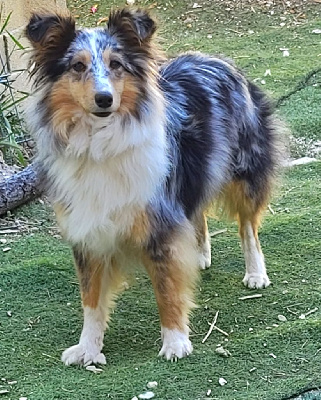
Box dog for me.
[25,7,281,365]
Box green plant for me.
[0,10,29,167]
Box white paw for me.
[198,238,211,270]
[243,273,271,289]
[198,253,211,270]
[61,344,106,366]
[159,328,193,361]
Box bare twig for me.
[213,326,229,337]
[209,228,227,237]
[239,294,263,300]
[202,311,219,343]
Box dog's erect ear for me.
[26,13,76,83]
[26,12,75,48]
[107,8,157,44]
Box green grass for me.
[1,165,321,400]
[1,1,321,399]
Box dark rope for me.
[276,67,321,108]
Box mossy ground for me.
[1,1,321,399]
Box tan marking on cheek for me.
[49,75,96,142]
[119,75,140,114]
[68,78,96,112]
[49,76,81,143]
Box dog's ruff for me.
[25,7,281,365]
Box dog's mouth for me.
[92,112,112,118]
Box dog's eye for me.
[72,61,86,73]
[110,60,122,70]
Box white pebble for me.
[139,392,155,399]
[126,0,135,4]
[219,377,227,386]
[147,381,158,389]
[278,315,287,322]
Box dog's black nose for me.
[95,92,113,108]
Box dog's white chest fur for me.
[45,112,168,252]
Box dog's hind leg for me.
[221,180,271,289]
[61,250,123,366]
[143,222,199,360]
[191,210,211,270]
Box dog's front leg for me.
[143,225,199,361]
[62,249,122,366]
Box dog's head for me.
[26,8,158,118]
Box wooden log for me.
[0,162,44,215]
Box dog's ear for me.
[26,12,76,82]
[107,8,157,44]
[26,12,75,56]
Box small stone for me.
[215,346,231,357]
[138,392,155,399]
[278,315,287,322]
[207,389,212,396]
[3,247,11,252]
[218,377,227,386]
[147,382,158,389]
[126,0,135,4]
[7,311,12,317]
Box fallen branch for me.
[0,162,44,215]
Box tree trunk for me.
[0,162,44,215]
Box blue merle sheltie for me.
[25,8,281,365]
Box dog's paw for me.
[198,239,211,270]
[243,273,271,289]
[198,253,211,270]
[61,344,106,366]
[159,328,193,361]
